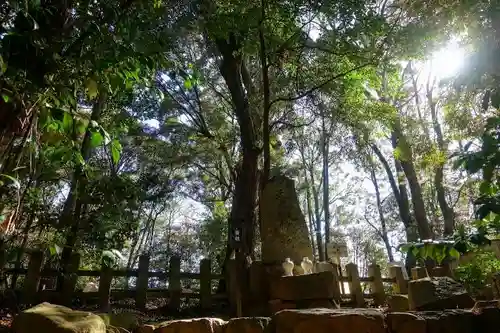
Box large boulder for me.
[268,300,297,314]
[387,295,409,312]
[272,309,385,333]
[386,312,426,333]
[224,317,271,333]
[419,310,475,333]
[472,300,500,333]
[153,318,226,333]
[408,277,475,311]
[135,325,155,333]
[388,310,476,333]
[12,302,106,333]
[260,175,313,266]
[97,312,141,331]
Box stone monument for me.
[260,175,313,267]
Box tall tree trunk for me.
[11,211,36,289]
[391,119,433,240]
[259,0,271,186]
[369,160,394,262]
[427,85,454,236]
[321,110,331,259]
[58,92,107,290]
[303,173,317,258]
[371,143,416,272]
[298,142,324,261]
[426,184,439,234]
[309,167,325,261]
[371,144,416,240]
[215,33,261,312]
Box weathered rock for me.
[472,300,500,332]
[98,312,141,331]
[273,309,385,333]
[386,312,426,333]
[268,300,296,314]
[472,300,500,312]
[224,317,270,333]
[12,302,106,333]
[408,277,475,311]
[269,271,336,301]
[135,325,155,333]
[154,318,226,333]
[260,175,313,265]
[419,310,475,333]
[387,295,409,312]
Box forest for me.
[1,0,500,303]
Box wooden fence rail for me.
[310,262,409,307]
[4,251,225,312]
[3,250,417,313]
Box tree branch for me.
[269,63,373,108]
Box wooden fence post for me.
[168,256,181,311]
[411,266,427,280]
[99,265,113,312]
[200,259,212,311]
[23,250,43,305]
[368,264,385,306]
[0,246,7,288]
[226,259,241,317]
[61,253,81,306]
[346,263,364,307]
[136,254,150,311]
[0,246,6,270]
[432,265,451,277]
[324,263,342,303]
[390,266,408,294]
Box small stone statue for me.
[282,258,295,276]
[301,257,313,274]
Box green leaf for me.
[399,244,412,253]
[2,94,9,102]
[90,132,104,148]
[101,129,112,145]
[166,117,179,125]
[63,112,73,132]
[111,139,122,165]
[77,123,87,135]
[0,174,20,190]
[0,55,6,75]
[449,247,460,259]
[85,78,98,100]
[75,152,85,166]
[184,79,192,89]
[411,246,420,258]
[49,244,62,256]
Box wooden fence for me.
[1,251,439,312]
[312,262,409,308]
[2,251,225,312]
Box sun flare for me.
[429,41,466,79]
